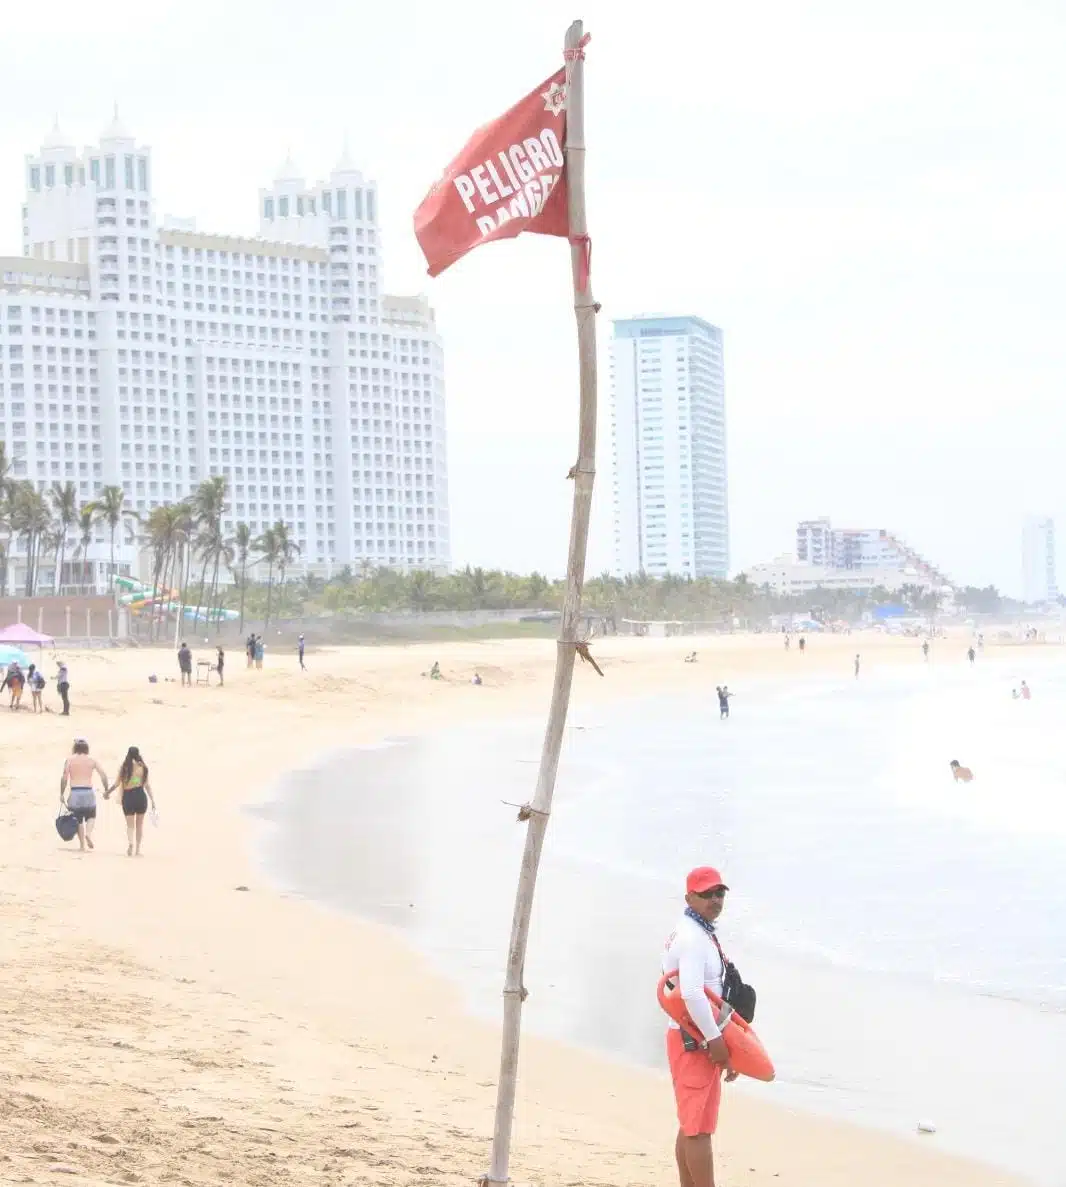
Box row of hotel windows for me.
[263,187,376,222]
[29,155,149,193]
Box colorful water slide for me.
[113,576,240,622]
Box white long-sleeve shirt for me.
[662,912,725,1040]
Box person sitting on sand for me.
[429,661,441,680]
[950,760,974,783]
[28,664,46,713]
[106,745,156,857]
[684,651,698,664]
[472,671,483,685]
[60,738,111,852]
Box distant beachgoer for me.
[254,638,264,669]
[28,664,46,713]
[1021,680,1031,701]
[56,661,70,715]
[854,654,861,679]
[472,672,483,686]
[246,633,256,668]
[60,738,110,852]
[216,647,225,687]
[177,641,192,686]
[106,745,155,857]
[684,651,698,664]
[950,760,974,783]
[716,685,732,719]
[429,661,441,680]
[1012,688,1019,700]
[978,633,985,651]
[798,637,806,653]
[662,866,737,1187]
[922,641,930,661]
[967,647,976,665]
[298,634,306,671]
[784,634,790,651]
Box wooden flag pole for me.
[482,17,598,1187]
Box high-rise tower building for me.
[1022,516,1057,604]
[0,114,449,594]
[610,314,727,578]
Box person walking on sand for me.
[716,685,732,720]
[798,636,806,653]
[297,634,306,670]
[106,745,156,857]
[950,759,974,783]
[254,636,264,669]
[60,738,111,852]
[28,664,46,713]
[967,646,976,665]
[922,640,930,661]
[1021,680,1031,701]
[246,632,256,669]
[663,867,737,1187]
[56,660,70,715]
[216,647,225,687]
[854,653,861,679]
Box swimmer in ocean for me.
[949,760,974,783]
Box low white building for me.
[747,555,942,597]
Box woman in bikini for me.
[60,738,111,852]
[106,746,156,857]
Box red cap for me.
[686,866,729,894]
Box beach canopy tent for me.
[0,645,31,668]
[0,623,55,646]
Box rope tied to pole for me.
[574,640,604,676]
[569,232,592,291]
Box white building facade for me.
[0,115,449,594]
[610,315,727,578]
[1022,516,1057,604]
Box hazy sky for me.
[4,1,1066,595]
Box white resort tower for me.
[610,314,728,578]
[0,113,450,594]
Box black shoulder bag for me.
[712,935,757,1023]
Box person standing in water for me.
[662,867,737,1187]
[106,745,155,857]
[60,738,110,852]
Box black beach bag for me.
[55,813,79,842]
[713,935,757,1023]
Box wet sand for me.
[0,632,1034,1185]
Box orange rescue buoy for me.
[657,973,775,1082]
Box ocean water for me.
[255,651,1066,1185]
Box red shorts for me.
[667,1028,722,1137]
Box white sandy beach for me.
[0,632,1032,1186]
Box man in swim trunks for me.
[662,867,737,1187]
[950,760,974,783]
[60,738,111,852]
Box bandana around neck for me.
[685,905,717,937]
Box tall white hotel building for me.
[610,315,728,579]
[0,113,450,593]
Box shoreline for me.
[0,633,1036,1185]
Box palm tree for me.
[87,485,133,595]
[49,481,79,595]
[189,476,228,628]
[0,442,12,596]
[75,505,95,594]
[10,482,51,595]
[255,520,301,630]
[233,522,252,634]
